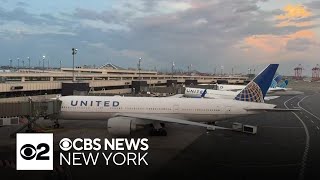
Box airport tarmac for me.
[0,80,319,180]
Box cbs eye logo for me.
[59,138,72,151]
[16,133,53,170]
[20,143,50,160]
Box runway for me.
[153,94,320,180]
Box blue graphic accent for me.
[234,64,279,103]
[201,89,207,98]
[278,79,289,88]
[270,79,277,88]
[274,74,283,84]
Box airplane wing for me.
[166,94,184,98]
[264,96,280,101]
[114,113,230,130]
[268,88,286,92]
[245,108,300,112]
[221,88,242,92]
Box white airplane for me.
[217,85,290,92]
[216,77,290,93]
[57,64,297,136]
[184,87,279,101]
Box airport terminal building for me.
[0,64,248,98]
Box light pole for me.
[138,57,141,80]
[9,59,12,68]
[22,60,25,68]
[172,61,175,79]
[188,64,192,74]
[60,60,62,71]
[47,58,50,70]
[17,58,20,69]
[232,65,237,75]
[42,56,45,72]
[72,48,78,82]
[28,57,30,72]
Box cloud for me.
[0,0,319,73]
[16,2,29,7]
[156,1,192,13]
[87,42,106,49]
[234,3,319,67]
[0,7,76,37]
[80,19,130,32]
[0,7,40,25]
[286,38,318,51]
[276,4,311,20]
[305,1,320,9]
[275,4,314,27]
[0,21,76,37]
[241,30,317,53]
[192,18,208,26]
[74,8,129,24]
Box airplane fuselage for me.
[217,84,288,92]
[185,87,238,99]
[59,96,276,123]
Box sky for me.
[0,0,319,76]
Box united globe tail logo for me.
[16,133,53,170]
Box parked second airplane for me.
[184,87,279,100]
[216,75,290,93]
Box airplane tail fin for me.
[274,74,283,84]
[270,79,277,88]
[278,79,289,88]
[234,64,279,103]
[201,89,207,98]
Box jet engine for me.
[107,117,137,136]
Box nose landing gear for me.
[150,122,167,136]
[149,128,167,136]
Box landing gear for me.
[208,122,217,125]
[150,122,167,136]
[25,117,36,133]
[149,128,167,136]
[25,129,37,133]
[53,123,60,129]
[53,119,61,129]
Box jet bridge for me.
[0,98,62,137]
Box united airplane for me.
[184,87,279,101]
[216,74,290,92]
[57,64,296,136]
